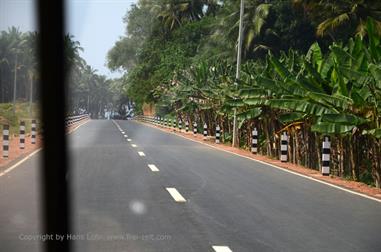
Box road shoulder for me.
[134,119,381,203]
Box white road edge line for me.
[166,187,186,202]
[0,119,90,178]
[212,246,233,252]
[0,148,42,177]
[135,121,381,204]
[138,151,145,156]
[131,144,137,148]
[148,164,159,172]
[127,139,132,142]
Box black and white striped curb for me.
[19,121,25,149]
[31,120,37,144]
[203,123,208,140]
[216,125,221,144]
[322,136,330,176]
[251,128,258,154]
[193,122,197,135]
[2,124,9,159]
[280,132,288,162]
[178,120,182,132]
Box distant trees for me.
[0,27,34,107]
[0,28,122,118]
[65,41,122,118]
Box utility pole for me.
[232,0,244,147]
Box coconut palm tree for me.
[208,0,274,60]
[292,0,381,39]
[4,27,28,113]
[148,0,205,31]
[24,32,39,116]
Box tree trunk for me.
[13,54,18,113]
[29,75,33,117]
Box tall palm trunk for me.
[29,74,33,117]
[13,53,18,113]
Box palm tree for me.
[208,0,274,60]
[83,65,97,114]
[148,0,205,31]
[24,32,39,116]
[4,27,27,113]
[64,34,83,73]
[292,0,381,38]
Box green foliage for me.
[0,102,39,136]
[108,1,381,186]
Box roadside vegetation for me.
[0,29,127,119]
[108,0,381,187]
[0,102,39,136]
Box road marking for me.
[138,151,145,156]
[121,131,125,134]
[135,120,381,204]
[148,164,159,172]
[131,144,137,148]
[1,118,89,178]
[124,134,128,137]
[127,139,132,142]
[166,188,186,202]
[0,149,42,178]
[212,246,233,252]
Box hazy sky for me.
[0,0,137,78]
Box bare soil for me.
[0,119,89,169]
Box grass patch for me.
[0,103,40,137]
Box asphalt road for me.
[1,119,381,252]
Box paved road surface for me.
[1,119,381,251]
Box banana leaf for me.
[311,122,355,134]
[243,97,267,106]
[279,112,305,124]
[268,99,335,116]
[320,113,369,125]
[369,64,381,89]
[362,128,381,138]
[237,108,262,129]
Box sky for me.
[0,0,137,78]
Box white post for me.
[216,125,221,144]
[31,119,37,144]
[322,136,331,176]
[3,125,9,158]
[193,121,197,135]
[203,123,208,140]
[280,132,288,162]
[19,121,25,149]
[251,128,258,154]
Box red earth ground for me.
[0,119,89,169]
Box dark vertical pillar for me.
[37,0,71,251]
